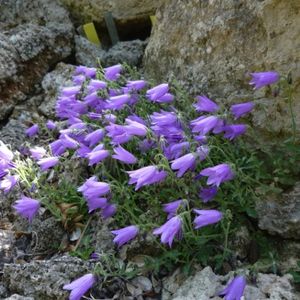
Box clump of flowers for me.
[0,65,283,299]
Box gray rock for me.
[144,0,300,138]
[75,36,147,67]
[162,266,299,300]
[4,295,34,300]
[0,0,74,122]
[3,255,95,299]
[59,0,160,24]
[256,182,300,239]
[75,35,106,67]
[0,229,15,269]
[103,40,147,67]
[38,62,75,118]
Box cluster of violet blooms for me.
[0,67,279,300]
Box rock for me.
[144,0,300,138]
[75,35,106,67]
[38,62,75,118]
[75,36,147,67]
[0,0,74,122]
[162,266,299,300]
[0,228,15,270]
[59,0,160,24]
[4,295,34,300]
[103,40,147,67]
[3,255,95,299]
[256,182,300,239]
[0,283,8,298]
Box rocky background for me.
[0,0,300,299]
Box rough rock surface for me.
[256,182,300,239]
[38,62,75,118]
[59,0,160,24]
[3,255,95,299]
[144,0,300,137]
[0,0,74,122]
[75,35,147,67]
[162,266,299,300]
[4,295,34,300]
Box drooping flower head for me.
[171,153,196,177]
[219,275,246,300]
[29,146,47,160]
[84,129,105,147]
[13,196,40,222]
[199,186,218,203]
[26,124,39,137]
[163,199,184,219]
[63,273,96,300]
[112,145,137,164]
[146,83,169,101]
[193,209,223,229]
[127,165,167,190]
[200,163,234,187]
[46,120,57,130]
[191,116,220,135]
[223,124,247,140]
[0,175,19,194]
[153,216,182,247]
[193,96,219,113]
[0,142,14,162]
[37,157,59,171]
[230,102,254,119]
[249,71,279,90]
[101,203,117,219]
[78,176,110,200]
[111,225,139,247]
[104,64,122,81]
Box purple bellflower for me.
[86,197,107,213]
[87,79,107,93]
[29,146,47,160]
[13,195,40,222]
[112,145,137,164]
[193,209,223,229]
[101,203,117,219]
[193,96,219,113]
[230,102,254,119]
[200,163,234,187]
[46,120,56,130]
[219,275,246,300]
[61,86,81,97]
[84,129,105,147]
[191,116,220,135]
[171,153,196,177]
[146,83,169,101]
[126,80,147,91]
[37,157,59,171]
[153,216,182,247]
[199,186,218,203]
[86,149,110,166]
[75,66,96,78]
[105,94,130,110]
[104,64,122,81]
[111,225,139,247]
[78,176,110,199]
[249,71,279,90]
[63,273,96,300]
[0,175,18,194]
[223,124,247,140]
[163,199,183,219]
[127,165,167,190]
[0,142,14,162]
[124,119,148,136]
[26,124,39,137]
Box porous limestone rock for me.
[38,62,75,118]
[144,0,300,138]
[59,0,160,24]
[75,35,147,67]
[162,266,299,300]
[256,182,300,239]
[3,255,95,299]
[0,0,74,122]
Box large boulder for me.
[0,0,74,122]
[144,0,300,138]
[59,0,160,24]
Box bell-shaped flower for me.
[63,273,96,300]
[153,216,182,247]
[13,195,40,222]
[249,71,279,89]
[111,225,139,247]
[193,209,223,229]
